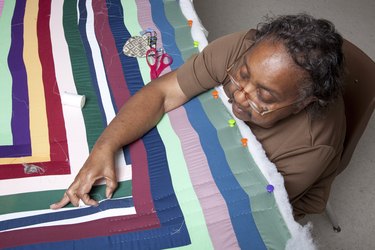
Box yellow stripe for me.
[0,0,50,164]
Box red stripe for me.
[92,0,130,109]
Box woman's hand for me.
[50,145,118,209]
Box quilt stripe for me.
[84,0,115,126]
[23,0,50,163]
[0,0,4,17]
[1,0,31,158]
[0,180,131,215]
[78,0,107,128]
[36,0,70,173]
[92,0,130,110]
[0,196,134,231]
[149,0,184,68]
[0,0,14,146]
[164,0,197,62]
[135,0,163,49]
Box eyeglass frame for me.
[223,49,306,116]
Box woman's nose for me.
[233,89,250,108]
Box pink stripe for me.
[168,107,240,249]
[0,0,4,16]
[135,0,163,49]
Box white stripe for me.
[85,0,117,125]
[2,197,135,232]
[179,0,209,51]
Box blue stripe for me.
[149,0,185,70]
[1,198,134,231]
[78,0,108,128]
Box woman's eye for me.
[240,71,247,78]
[257,88,276,104]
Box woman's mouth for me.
[232,102,246,116]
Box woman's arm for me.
[50,70,190,209]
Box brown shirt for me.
[176,30,346,217]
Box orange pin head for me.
[241,138,248,147]
[187,20,193,27]
[211,90,219,99]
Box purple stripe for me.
[2,0,31,157]
[168,107,240,249]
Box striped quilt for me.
[0,0,314,249]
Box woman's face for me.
[224,39,311,128]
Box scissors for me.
[146,47,173,79]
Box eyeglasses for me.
[225,73,302,116]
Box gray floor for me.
[194,0,375,249]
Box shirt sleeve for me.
[273,145,339,217]
[176,30,254,99]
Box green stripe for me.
[0,180,132,215]
[62,0,104,151]
[198,91,291,249]
[0,0,15,145]
[163,0,198,61]
[121,1,213,248]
